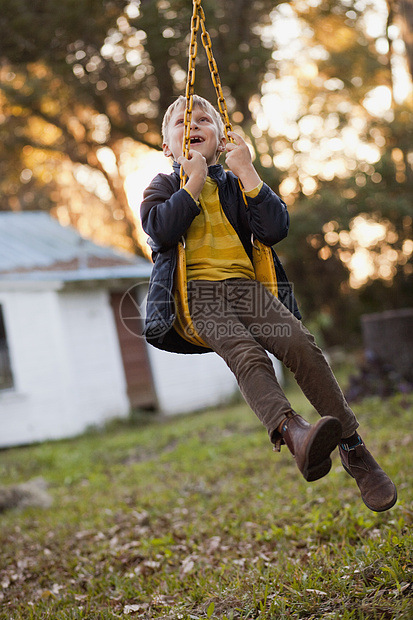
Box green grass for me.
[0,380,412,619]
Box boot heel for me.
[281,414,342,482]
[305,457,332,482]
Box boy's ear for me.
[162,143,172,157]
[217,135,226,153]
[215,136,226,163]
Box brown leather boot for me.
[280,413,342,482]
[339,437,397,512]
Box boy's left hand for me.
[225,131,261,191]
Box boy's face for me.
[163,104,225,166]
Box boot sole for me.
[303,417,342,482]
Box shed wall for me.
[146,346,238,415]
[0,289,74,446]
[58,288,130,424]
[0,288,129,447]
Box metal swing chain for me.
[180,0,234,188]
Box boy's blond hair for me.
[162,95,225,144]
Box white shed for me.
[0,212,238,448]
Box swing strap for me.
[174,0,278,348]
[180,0,233,187]
[175,0,232,349]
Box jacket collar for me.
[172,161,227,184]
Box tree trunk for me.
[389,0,413,81]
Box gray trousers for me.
[187,279,359,443]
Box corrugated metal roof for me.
[0,212,152,281]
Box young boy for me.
[140,95,397,512]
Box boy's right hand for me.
[178,150,207,201]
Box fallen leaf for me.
[233,559,246,567]
[152,594,176,606]
[75,530,95,540]
[206,536,221,555]
[124,603,147,614]
[180,555,197,576]
[305,588,328,597]
[143,560,161,569]
[133,511,150,526]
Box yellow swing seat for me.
[173,240,210,348]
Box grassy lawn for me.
[0,376,412,619]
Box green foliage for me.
[0,386,413,619]
[0,0,125,61]
[282,113,413,345]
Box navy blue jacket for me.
[140,162,300,354]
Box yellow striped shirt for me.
[184,177,261,281]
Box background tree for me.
[272,0,413,344]
[0,0,277,254]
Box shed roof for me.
[0,212,152,282]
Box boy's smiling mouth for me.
[190,136,204,144]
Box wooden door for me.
[110,291,157,410]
